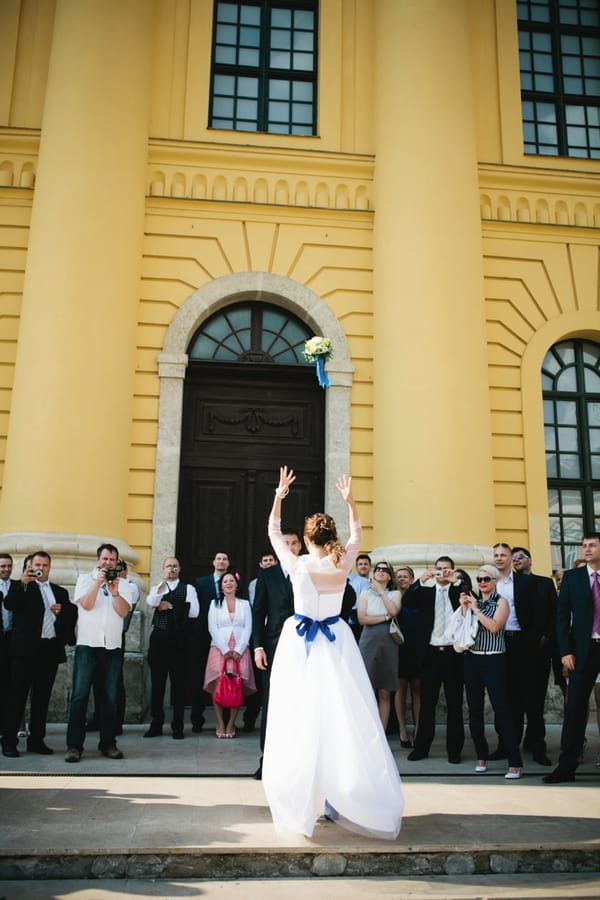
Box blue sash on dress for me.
[294,613,339,651]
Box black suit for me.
[0,580,19,732]
[403,580,464,759]
[497,572,556,755]
[2,580,76,748]
[555,566,600,774]
[252,563,294,754]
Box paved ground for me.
[0,721,598,898]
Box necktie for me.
[592,571,600,635]
[40,582,56,639]
[434,586,448,641]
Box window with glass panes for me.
[209,1,317,135]
[518,0,600,158]
[188,302,313,364]
[543,339,600,568]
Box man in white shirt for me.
[65,543,133,762]
[145,557,199,739]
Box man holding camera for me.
[403,556,465,763]
[145,557,199,739]
[1,551,76,757]
[65,543,133,762]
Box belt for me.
[504,630,521,637]
[592,637,600,644]
[431,644,453,652]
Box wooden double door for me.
[175,361,325,584]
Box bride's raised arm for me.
[336,474,358,526]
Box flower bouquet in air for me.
[303,336,333,388]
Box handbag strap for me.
[222,657,241,676]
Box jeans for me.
[66,645,122,751]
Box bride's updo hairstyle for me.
[304,513,345,568]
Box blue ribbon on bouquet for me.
[315,357,330,388]
[294,613,339,649]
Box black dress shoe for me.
[400,739,413,749]
[543,768,575,784]
[172,731,184,740]
[532,750,552,766]
[27,741,54,755]
[253,765,262,780]
[191,717,205,734]
[407,750,429,761]
[143,727,163,738]
[488,747,507,761]
[2,745,19,758]
[242,721,256,733]
[447,755,462,764]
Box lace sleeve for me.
[268,514,300,575]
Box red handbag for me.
[213,658,244,709]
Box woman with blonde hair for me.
[262,466,404,840]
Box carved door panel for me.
[176,362,325,583]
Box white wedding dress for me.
[262,515,404,839]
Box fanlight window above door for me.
[188,302,313,364]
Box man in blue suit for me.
[544,533,600,783]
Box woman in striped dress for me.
[459,564,523,779]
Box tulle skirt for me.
[262,615,404,839]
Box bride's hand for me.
[277,465,296,495]
[336,474,353,502]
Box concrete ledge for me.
[1,846,599,881]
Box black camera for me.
[104,562,124,583]
[31,569,43,578]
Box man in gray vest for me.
[145,557,199,739]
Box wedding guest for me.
[394,565,420,748]
[204,573,255,738]
[358,562,401,732]
[544,533,600,783]
[460,565,522,779]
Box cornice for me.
[478,161,600,228]
[0,127,39,188]
[147,138,374,211]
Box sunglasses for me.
[476,575,493,584]
[512,554,528,561]
[374,566,391,574]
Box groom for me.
[251,527,302,779]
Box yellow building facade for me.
[0,0,599,622]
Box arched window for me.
[188,301,312,363]
[543,339,600,567]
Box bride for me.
[262,466,404,839]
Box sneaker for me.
[100,744,123,760]
[64,747,81,763]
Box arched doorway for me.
[150,272,354,585]
[175,301,325,581]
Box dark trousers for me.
[0,631,12,732]
[497,632,551,752]
[464,652,522,768]
[2,639,59,747]
[89,645,125,728]
[558,641,600,774]
[66,645,122,751]
[147,629,187,732]
[412,645,465,758]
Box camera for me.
[31,569,43,578]
[434,568,444,577]
[104,562,124,583]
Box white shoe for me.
[474,761,487,773]
[505,767,521,779]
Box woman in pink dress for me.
[203,573,256,738]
